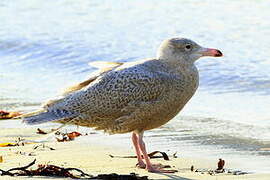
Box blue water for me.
[1,0,270,172]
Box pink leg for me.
[137,132,177,173]
[131,132,146,168]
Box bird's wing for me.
[62,61,123,95]
[61,75,98,96]
[23,61,178,128]
[88,61,123,72]
[22,61,123,124]
[68,65,178,133]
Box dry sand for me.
[0,124,269,180]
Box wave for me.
[152,116,270,155]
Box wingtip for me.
[88,61,123,69]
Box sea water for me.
[0,0,270,172]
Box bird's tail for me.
[21,109,75,125]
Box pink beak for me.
[200,48,223,57]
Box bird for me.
[22,37,222,173]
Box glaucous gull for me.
[22,38,222,173]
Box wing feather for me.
[62,61,123,95]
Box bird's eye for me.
[185,44,192,51]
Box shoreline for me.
[0,124,269,180]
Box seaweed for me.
[0,159,149,179]
[109,151,174,161]
[0,110,21,119]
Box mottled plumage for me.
[22,37,222,172]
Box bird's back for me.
[24,59,199,134]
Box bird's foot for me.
[151,163,171,169]
[146,164,178,173]
[137,162,177,173]
[136,161,146,169]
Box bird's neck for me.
[157,57,197,74]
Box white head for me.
[157,38,222,66]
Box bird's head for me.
[157,38,222,66]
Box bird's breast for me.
[174,67,199,106]
[142,70,199,131]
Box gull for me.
[22,37,222,173]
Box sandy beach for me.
[1,0,270,179]
[0,124,269,180]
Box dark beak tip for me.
[215,50,223,57]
